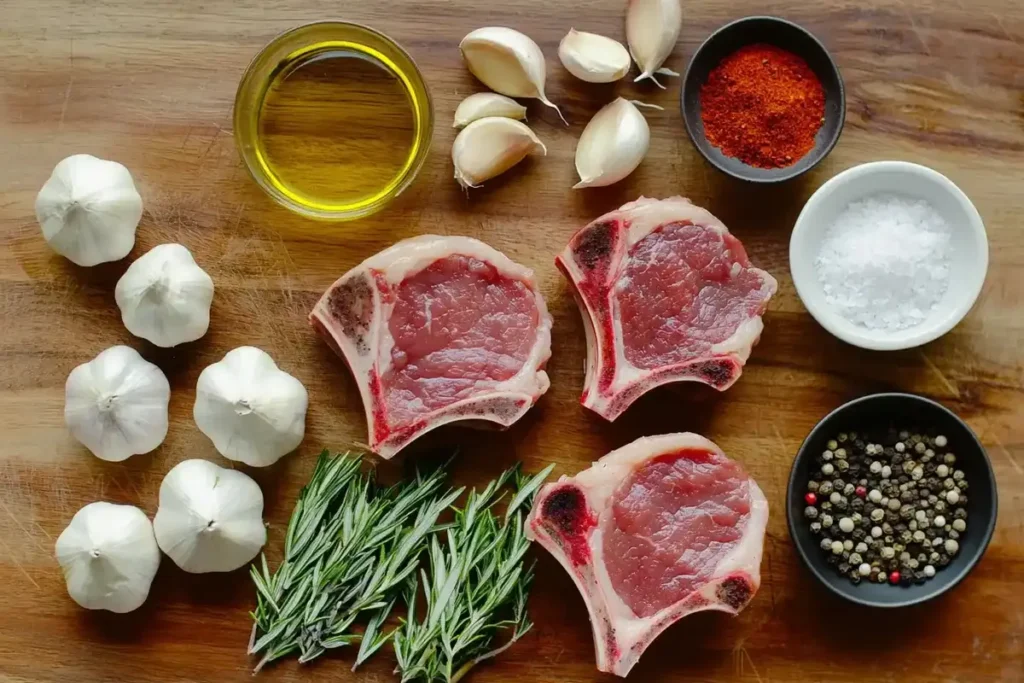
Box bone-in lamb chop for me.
[311,235,552,458]
[527,433,768,676]
[557,197,777,421]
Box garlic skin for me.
[574,98,651,189]
[193,347,308,467]
[460,27,565,122]
[452,117,547,188]
[153,459,266,573]
[65,345,170,462]
[115,243,214,348]
[55,502,161,613]
[453,93,528,128]
[626,0,683,87]
[558,29,631,83]
[35,154,144,267]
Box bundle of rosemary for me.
[248,451,462,671]
[393,464,552,683]
[248,449,553,682]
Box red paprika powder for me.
[700,44,825,169]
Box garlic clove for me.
[153,459,266,574]
[55,502,161,613]
[64,345,171,462]
[452,116,547,188]
[193,346,308,467]
[35,154,143,267]
[460,27,566,123]
[453,92,528,128]
[626,0,683,88]
[558,29,631,83]
[115,243,214,348]
[574,98,651,189]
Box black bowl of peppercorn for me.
[681,16,845,183]
[786,393,997,608]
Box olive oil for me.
[257,44,417,212]
[234,24,433,220]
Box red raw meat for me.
[310,235,552,458]
[527,433,768,677]
[557,197,778,421]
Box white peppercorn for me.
[924,564,936,577]
[935,435,947,448]
[831,541,844,554]
[933,515,946,528]
[881,465,892,478]
[913,530,926,543]
[895,442,906,453]
[855,542,868,554]
[859,563,871,576]
[946,490,960,504]
[839,517,855,533]
[822,463,834,476]
[871,526,883,538]
[952,519,966,532]
[887,498,901,511]
[936,464,949,478]
[945,539,959,555]
[830,491,842,504]
[868,489,882,503]
[915,442,926,454]
[843,539,854,551]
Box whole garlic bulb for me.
[65,345,170,462]
[193,347,308,467]
[115,243,214,348]
[460,27,565,123]
[153,459,266,573]
[574,98,651,189]
[558,29,631,83]
[35,154,144,267]
[55,502,161,613]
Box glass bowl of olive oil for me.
[234,22,433,220]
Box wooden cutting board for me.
[1,1,1022,681]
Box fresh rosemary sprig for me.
[248,450,461,672]
[393,463,555,683]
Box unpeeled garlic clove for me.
[574,98,650,189]
[626,0,683,88]
[558,29,631,83]
[460,27,566,123]
[452,116,546,188]
[453,92,528,129]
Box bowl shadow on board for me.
[786,393,998,609]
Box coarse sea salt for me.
[815,194,952,331]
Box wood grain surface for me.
[2,1,1023,681]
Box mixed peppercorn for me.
[804,430,969,586]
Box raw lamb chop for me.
[526,433,768,677]
[557,197,778,421]
[310,235,552,458]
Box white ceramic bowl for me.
[790,161,988,351]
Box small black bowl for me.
[681,16,845,183]
[786,393,997,608]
